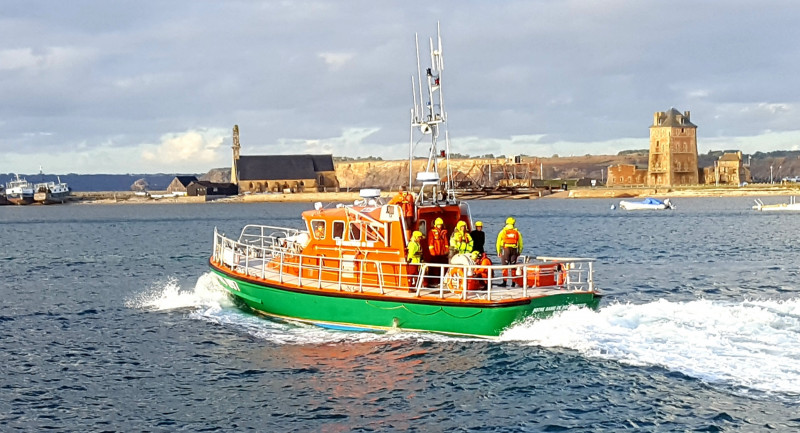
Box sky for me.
[2,0,800,175]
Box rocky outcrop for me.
[200,168,231,183]
[131,178,149,191]
[202,155,635,191]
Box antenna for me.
[408,22,454,205]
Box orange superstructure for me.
[276,197,470,290]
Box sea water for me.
[1,197,799,432]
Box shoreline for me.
[57,185,800,205]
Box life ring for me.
[445,268,465,293]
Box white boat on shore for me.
[5,175,35,205]
[34,179,70,204]
[752,197,800,211]
[619,197,674,210]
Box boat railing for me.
[212,228,596,301]
[237,224,302,249]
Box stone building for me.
[608,108,700,187]
[702,151,751,185]
[606,164,647,186]
[230,125,339,194]
[648,108,699,186]
[187,180,238,197]
[166,176,198,195]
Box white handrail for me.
[212,226,598,301]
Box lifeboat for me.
[207,25,602,338]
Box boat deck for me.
[211,225,596,304]
[218,255,587,303]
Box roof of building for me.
[719,153,742,162]
[652,107,697,128]
[189,180,236,188]
[238,154,334,181]
[173,175,198,186]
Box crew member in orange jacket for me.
[426,217,449,286]
[496,217,523,287]
[471,251,493,290]
[388,186,415,230]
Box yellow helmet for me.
[412,230,423,238]
[434,217,444,225]
[475,221,483,227]
[456,220,467,228]
[506,217,516,225]
[471,251,480,259]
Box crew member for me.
[471,251,493,290]
[496,217,523,287]
[407,231,424,288]
[388,186,416,230]
[449,220,473,260]
[427,217,449,286]
[313,221,325,240]
[470,221,485,255]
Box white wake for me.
[131,274,800,397]
[500,298,800,397]
[129,272,456,345]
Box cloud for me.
[5,1,800,175]
[318,52,355,70]
[267,127,381,156]
[141,129,227,166]
[0,48,39,71]
[0,46,94,72]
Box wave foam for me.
[131,272,457,345]
[500,298,800,397]
[126,273,231,311]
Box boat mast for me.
[409,22,455,205]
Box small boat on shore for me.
[752,197,800,211]
[5,175,35,205]
[619,197,674,210]
[34,179,70,204]
[207,25,601,338]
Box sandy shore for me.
[66,185,800,205]
[565,185,800,199]
[70,191,366,205]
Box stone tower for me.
[231,125,241,185]
[648,108,699,186]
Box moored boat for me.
[619,197,674,210]
[5,175,35,205]
[208,25,602,337]
[752,197,800,211]
[34,178,70,204]
[0,185,9,205]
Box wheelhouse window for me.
[332,221,345,240]
[365,224,380,242]
[311,220,326,240]
[348,222,362,241]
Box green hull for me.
[210,265,600,338]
